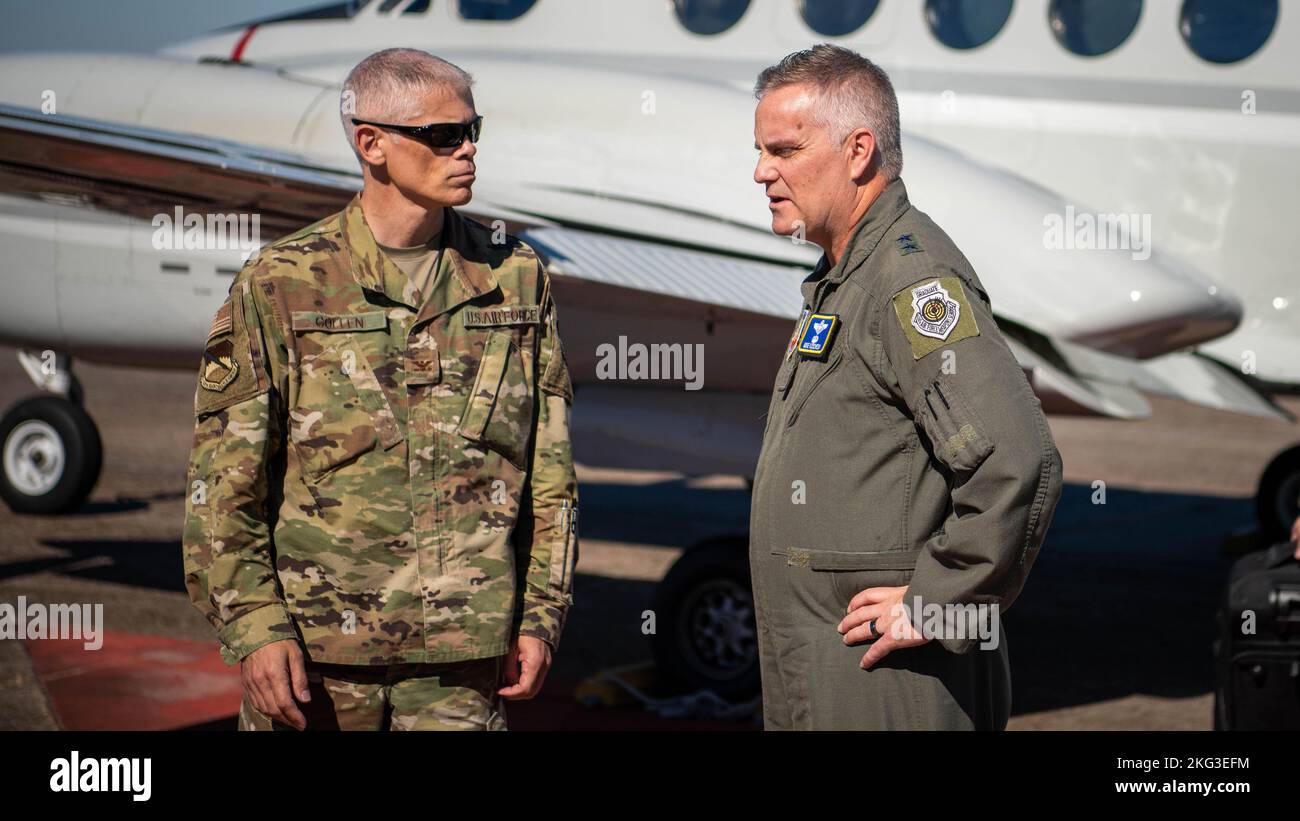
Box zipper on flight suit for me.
[923,382,954,429]
[786,352,843,426]
[932,382,950,410]
[922,382,962,453]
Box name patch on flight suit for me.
[891,276,980,359]
[463,305,541,328]
[796,313,839,359]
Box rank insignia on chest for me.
[796,313,839,359]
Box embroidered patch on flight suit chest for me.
[891,277,980,359]
[785,307,811,361]
[796,313,839,359]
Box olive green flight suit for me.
[749,179,1063,730]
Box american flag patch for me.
[207,302,232,341]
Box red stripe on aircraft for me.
[230,25,258,63]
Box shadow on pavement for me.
[5,479,1255,721]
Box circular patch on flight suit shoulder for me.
[921,298,947,324]
[890,276,982,360]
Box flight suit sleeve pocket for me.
[911,379,995,476]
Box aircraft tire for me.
[651,536,761,702]
[0,396,102,515]
[1255,445,1300,543]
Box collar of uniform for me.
[802,177,912,302]
[340,195,499,314]
[413,206,501,325]
[340,193,415,307]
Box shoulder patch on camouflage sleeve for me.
[195,282,266,415]
[207,301,232,341]
[890,276,980,359]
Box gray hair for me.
[339,48,474,163]
[754,44,902,181]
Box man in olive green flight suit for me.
[182,49,577,731]
[749,45,1062,730]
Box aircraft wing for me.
[1002,322,1292,422]
[0,102,545,235]
[517,224,1292,422]
[0,102,358,235]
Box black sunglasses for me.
[350,115,483,148]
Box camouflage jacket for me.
[182,194,577,666]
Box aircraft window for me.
[1049,0,1141,56]
[925,0,1013,50]
[1180,0,1277,64]
[377,0,403,13]
[403,0,431,13]
[674,0,750,36]
[457,0,537,21]
[799,0,880,36]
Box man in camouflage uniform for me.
[182,49,577,731]
[749,46,1062,729]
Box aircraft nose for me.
[1065,247,1242,358]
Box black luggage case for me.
[1214,541,1300,730]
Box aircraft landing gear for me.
[651,536,761,702]
[0,350,102,515]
